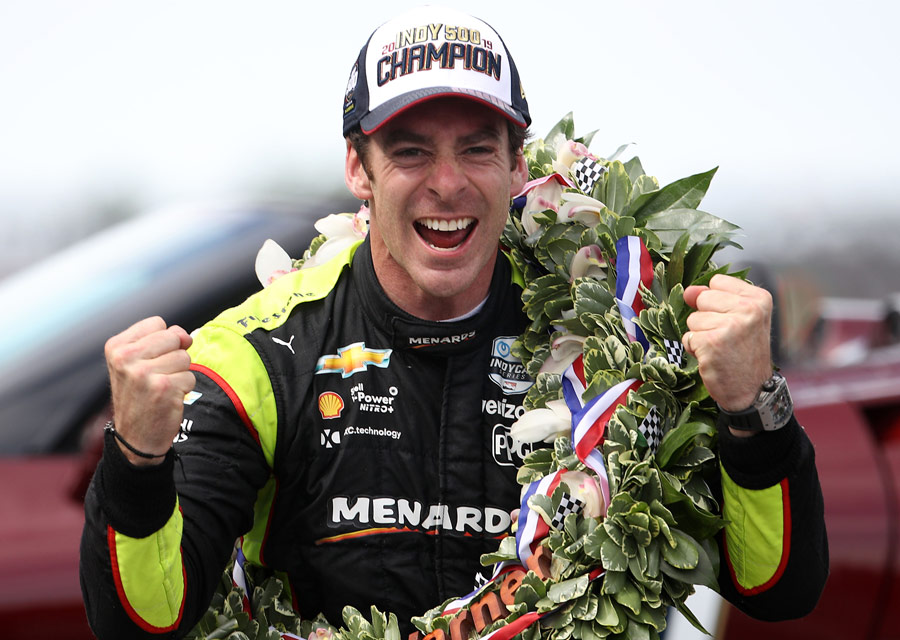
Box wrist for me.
[105,421,171,466]
[716,372,793,433]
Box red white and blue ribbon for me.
[615,236,654,351]
[231,547,252,614]
[561,355,642,515]
[516,469,566,563]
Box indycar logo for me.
[315,342,392,378]
[487,337,532,395]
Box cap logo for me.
[343,7,529,137]
[377,23,501,88]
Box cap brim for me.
[359,87,528,135]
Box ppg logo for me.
[491,424,533,466]
[321,429,341,448]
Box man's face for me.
[345,98,527,318]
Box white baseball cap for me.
[342,6,530,136]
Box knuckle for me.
[146,374,175,399]
[106,346,130,372]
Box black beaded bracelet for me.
[104,421,169,459]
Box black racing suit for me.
[80,237,827,638]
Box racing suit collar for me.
[352,238,518,355]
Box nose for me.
[426,153,468,202]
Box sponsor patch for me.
[315,342,392,378]
[408,331,476,348]
[318,391,345,419]
[487,336,532,395]
[327,495,511,535]
[183,391,202,405]
[491,423,533,467]
[350,382,398,414]
[321,428,342,449]
[343,425,402,441]
[173,418,194,444]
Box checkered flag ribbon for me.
[571,157,606,196]
[663,338,685,367]
[638,407,663,455]
[550,492,585,530]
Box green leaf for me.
[600,536,628,571]
[623,156,646,184]
[612,580,642,615]
[655,421,716,468]
[660,528,700,570]
[574,278,616,318]
[665,232,690,292]
[603,161,632,214]
[660,535,719,591]
[667,589,710,636]
[549,574,590,604]
[641,208,739,253]
[626,168,718,222]
[596,595,621,627]
[545,113,575,142]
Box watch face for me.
[758,376,792,431]
[770,386,793,426]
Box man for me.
[80,6,827,639]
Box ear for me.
[345,139,374,201]
[509,150,528,198]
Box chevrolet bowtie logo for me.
[315,342,392,378]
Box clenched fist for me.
[104,316,195,465]
[682,274,773,421]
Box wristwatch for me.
[716,372,793,432]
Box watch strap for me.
[716,372,793,432]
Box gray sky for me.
[2,0,898,264]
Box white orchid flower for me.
[559,470,605,518]
[569,245,607,282]
[302,208,370,270]
[558,192,608,226]
[517,177,565,237]
[255,239,296,287]
[510,399,571,444]
[552,139,599,176]
[539,333,585,374]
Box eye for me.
[464,145,493,156]
[393,147,425,158]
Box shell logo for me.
[318,391,345,420]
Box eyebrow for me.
[381,125,504,149]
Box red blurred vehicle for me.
[668,274,900,639]
[718,290,900,639]
[0,200,331,637]
[2,219,898,639]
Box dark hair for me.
[345,120,531,179]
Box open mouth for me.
[415,217,476,251]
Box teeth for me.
[419,217,474,232]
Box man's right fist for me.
[104,316,195,465]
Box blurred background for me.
[2,0,898,296]
[2,2,900,638]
